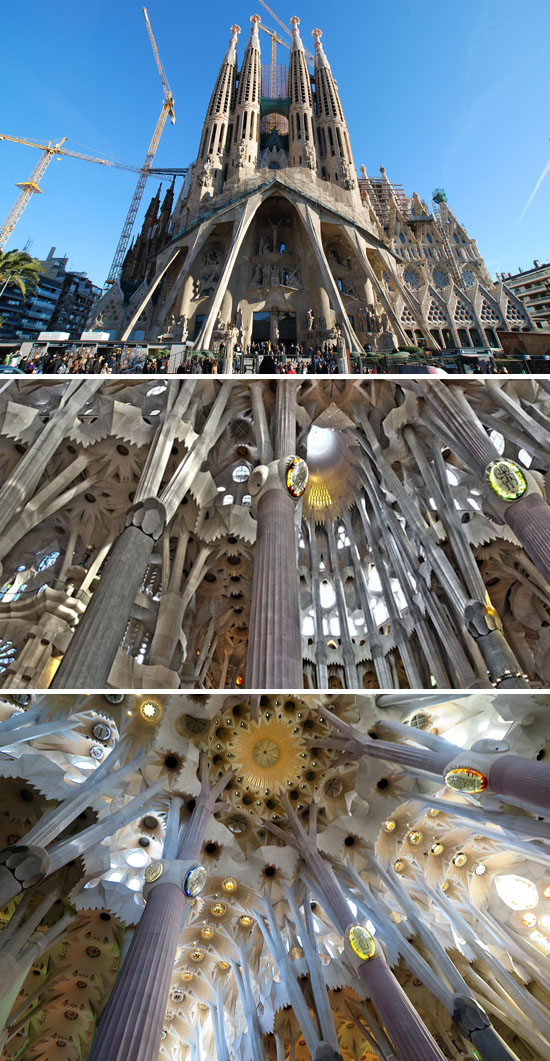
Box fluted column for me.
[419,382,550,583]
[275,380,299,459]
[489,754,550,812]
[307,515,328,688]
[356,950,446,1061]
[325,518,359,688]
[247,383,302,687]
[88,767,227,1061]
[505,493,550,585]
[247,488,302,687]
[88,882,186,1061]
[51,499,166,688]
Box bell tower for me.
[228,14,262,178]
[195,24,240,198]
[312,28,356,191]
[288,16,316,171]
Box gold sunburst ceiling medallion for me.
[230,717,305,793]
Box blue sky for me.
[1,0,549,286]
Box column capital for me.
[0,844,50,898]
[142,858,207,902]
[248,456,309,514]
[125,497,167,541]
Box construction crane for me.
[257,22,288,100]
[104,6,176,286]
[0,134,186,252]
[257,0,314,64]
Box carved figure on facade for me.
[340,159,355,189]
[198,158,215,189]
[304,142,316,170]
[204,248,222,267]
[341,280,359,299]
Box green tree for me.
[0,249,43,299]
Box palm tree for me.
[0,250,43,300]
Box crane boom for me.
[105,7,175,287]
[0,142,65,251]
[105,105,172,285]
[142,6,172,108]
[0,133,187,251]
[257,23,287,100]
[257,0,314,62]
[257,0,291,40]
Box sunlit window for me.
[232,464,251,483]
[320,581,336,609]
[38,551,60,571]
[495,875,538,911]
[489,430,505,455]
[307,426,336,459]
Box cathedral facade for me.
[93,16,534,360]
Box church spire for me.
[311,27,356,192]
[195,23,243,199]
[288,16,316,171]
[228,15,262,175]
[198,24,242,171]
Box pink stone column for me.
[88,881,185,1061]
[246,381,303,687]
[246,488,303,687]
[489,754,550,811]
[357,950,446,1061]
[504,494,550,585]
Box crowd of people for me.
[1,338,492,376]
[1,338,344,375]
[3,347,171,375]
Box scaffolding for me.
[365,178,410,227]
[260,64,289,134]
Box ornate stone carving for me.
[125,499,167,542]
[464,599,501,638]
[0,844,50,891]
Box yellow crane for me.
[0,133,186,252]
[105,6,176,285]
[257,22,288,100]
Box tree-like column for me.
[247,382,303,687]
[87,760,231,1061]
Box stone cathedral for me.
[0,690,550,1061]
[92,15,533,355]
[1,378,550,692]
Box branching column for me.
[88,765,230,1061]
[52,382,231,688]
[403,424,529,688]
[347,497,407,688]
[87,879,187,1061]
[325,518,359,688]
[419,382,550,583]
[0,380,103,539]
[247,382,303,687]
[265,803,446,1061]
[306,515,328,689]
